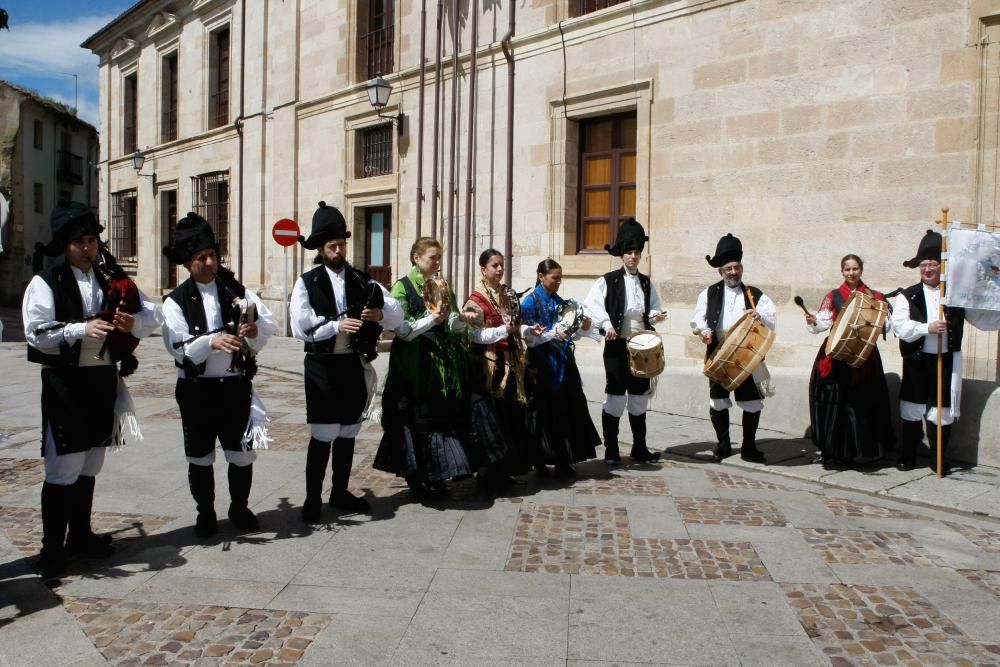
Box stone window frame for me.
[121,68,139,156]
[207,24,231,130]
[352,0,398,85]
[548,78,652,261]
[345,111,398,195]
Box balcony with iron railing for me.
[56,149,83,185]
[364,25,395,80]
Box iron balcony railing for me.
[56,149,83,185]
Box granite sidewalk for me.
[0,338,999,666]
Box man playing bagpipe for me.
[290,202,402,520]
[161,213,278,537]
[22,201,162,578]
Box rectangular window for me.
[209,27,230,129]
[578,112,637,252]
[123,72,138,154]
[162,190,179,288]
[111,190,138,264]
[193,171,230,262]
[578,0,628,15]
[33,183,43,213]
[162,52,178,142]
[358,123,393,178]
[33,119,43,150]
[364,0,394,78]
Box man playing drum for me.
[585,218,667,465]
[691,234,776,463]
[891,230,999,474]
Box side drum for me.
[703,312,775,392]
[627,331,664,378]
[825,291,888,368]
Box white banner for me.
[944,226,1000,311]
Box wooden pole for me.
[935,207,949,479]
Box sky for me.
[0,1,136,127]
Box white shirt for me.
[584,271,665,337]
[289,266,403,348]
[892,284,949,354]
[690,283,777,336]
[161,280,278,377]
[23,264,162,358]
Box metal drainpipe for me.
[500,0,515,281]
[462,0,479,297]
[416,0,427,238]
[237,0,246,279]
[446,0,460,283]
[431,0,444,239]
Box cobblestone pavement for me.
[2,341,1000,665]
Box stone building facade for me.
[0,80,98,305]
[84,0,1000,463]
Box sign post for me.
[271,218,300,336]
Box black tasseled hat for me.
[605,218,647,257]
[902,229,942,268]
[706,233,743,268]
[44,200,104,256]
[162,212,218,265]
[299,201,350,250]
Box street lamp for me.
[131,149,154,178]
[365,74,404,136]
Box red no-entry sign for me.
[272,218,300,247]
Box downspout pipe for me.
[501,0,514,282]
[431,0,444,239]
[415,0,427,237]
[236,0,246,279]
[446,0,460,282]
[462,0,479,297]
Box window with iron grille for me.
[33,183,43,213]
[363,0,395,79]
[579,0,628,15]
[162,52,178,142]
[577,112,637,252]
[111,189,138,264]
[209,28,230,129]
[123,73,138,155]
[193,171,230,262]
[358,124,393,178]
[33,119,43,150]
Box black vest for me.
[27,262,108,367]
[898,283,965,358]
[603,268,652,334]
[705,280,763,358]
[302,263,382,356]
[165,276,243,374]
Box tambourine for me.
[554,298,584,336]
[423,274,451,314]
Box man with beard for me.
[690,234,776,463]
[162,213,278,537]
[23,201,161,577]
[290,202,403,521]
[584,218,667,465]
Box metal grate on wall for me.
[111,189,138,264]
[192,172,230,263]
[360,124,393,178]
[580,0,628,14]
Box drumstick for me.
[793,295,813,318]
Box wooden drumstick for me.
[793,295,813,318]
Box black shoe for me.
[712,447,733,463]
[554,463,577,478]
[301,500,322,523]
[604,456,622,466]
[194,511,219,538]
[630,449,661,463]
[406,478,428,498]
[227,506,259,532]
[740,450,766,464]
[428,481,451,497]
[534,464,550,479]
[329,491,371,513]
[36,551,65,580]
[895,461,914,472]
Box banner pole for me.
[936,207,949,480]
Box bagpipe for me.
[302,268,384,361]
[215,266,259,381]
[93,243,142,377]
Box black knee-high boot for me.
[38,482,71,578]
[66,475,114,556]
[227,463,259,531]
[602,412,621,464]
[302,437,331,522]
[710,408,731,462]
[188,463,217,537]
[329,438,370,513]
[896,420,922,471]
[740,411,765,463]
[629,413,660,462]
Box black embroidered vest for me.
[27,262,108,367]
[302,263,382,357]
[165,277,242,374]
[603,268,652,334]
[705,280,763,358]
[898,283,965,358]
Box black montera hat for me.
[44,200,103,256]
[902,229,942,268]
[299,201,350,250]
[706,233,743,268]
[162,212,217,265]
[606,218,647,257]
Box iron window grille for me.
[111,190,138,264]
[162,53,178,142]
[364,0,395,79]
[359,124,393,178]
[209,28,230,129]
[123,73,138,155]
[580,0,628,14]
[193,171,230,263]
